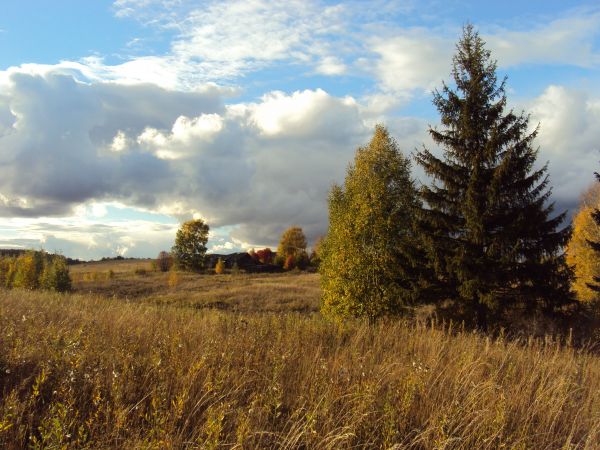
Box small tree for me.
[13,251,44,290]
[256,248,274,264]
[277,227,307,267]
[320,125,421,321]
[566,204,600,302]
[41,256,72,292]
[215,258,225,274]
[156,251,174,272]
[584,172,600,294]
[172,219,209,272]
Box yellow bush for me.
[214,258,225,274]
[168,270,180,288]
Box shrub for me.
[168,270,180,288]
[215,258,225,275]
[40,256,72,293]
[156,251,174,272]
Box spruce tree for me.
[320,125,421,321]
[415,25,572,327]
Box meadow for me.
[1,261,600,449]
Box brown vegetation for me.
[70,259,320,314]
[1,270,600,448]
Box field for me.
[1,260,600,449]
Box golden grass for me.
[72,265,321,314]
[1,287,600,449]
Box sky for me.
[1,0,600,260]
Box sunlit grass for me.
[1,286,600,449]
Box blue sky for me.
[0,0,599,259]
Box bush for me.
[156,251,174,272]
[215,258,225,275]
[40,256,72,293]
[168,270,180,288]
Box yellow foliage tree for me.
[13,251,44,290]
[320,125,420,321]
[566,184,600,302]
[277,226,307,268]
[168,269,180,288]
[214,258,225,274]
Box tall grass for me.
[1,289,600,448]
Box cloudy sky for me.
[0,0,599,259]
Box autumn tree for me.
[172,219,209,272]
[320,125,421,321]
[156,251,173,272]
[566,205,600,302]
[214,258,225,274]
[255,248,274,264]
[582,173,600,294]
[13,251,44,290]
[415,25,572,328]
[277,226,307,267]
[41,255,72,292]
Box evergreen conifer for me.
[415,25,572,327]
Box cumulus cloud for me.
[486,11,600,68]
[0,65,384,250]
[528,85,600,212]
[0,68,227,218]
[368,30,452,95]
[366,10,600,97]
[0,210,179,259]
[1,2,599,258]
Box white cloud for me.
[0,207,179,260]
[368,30,452,95]
[486,12,600,68]
[0,65,379,251]
[528,85,600,210]
[110,0,350,86]
[2,3,600,257]
[111,131,128,152]
[250,89,361,137]
[366,11,600,97]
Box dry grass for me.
[71,260,321,314]
[1,286,600,449]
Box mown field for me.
[1,260,600,449]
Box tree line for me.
[165,220,316,273]
[320,25,579,330]
[0,250,71,292]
